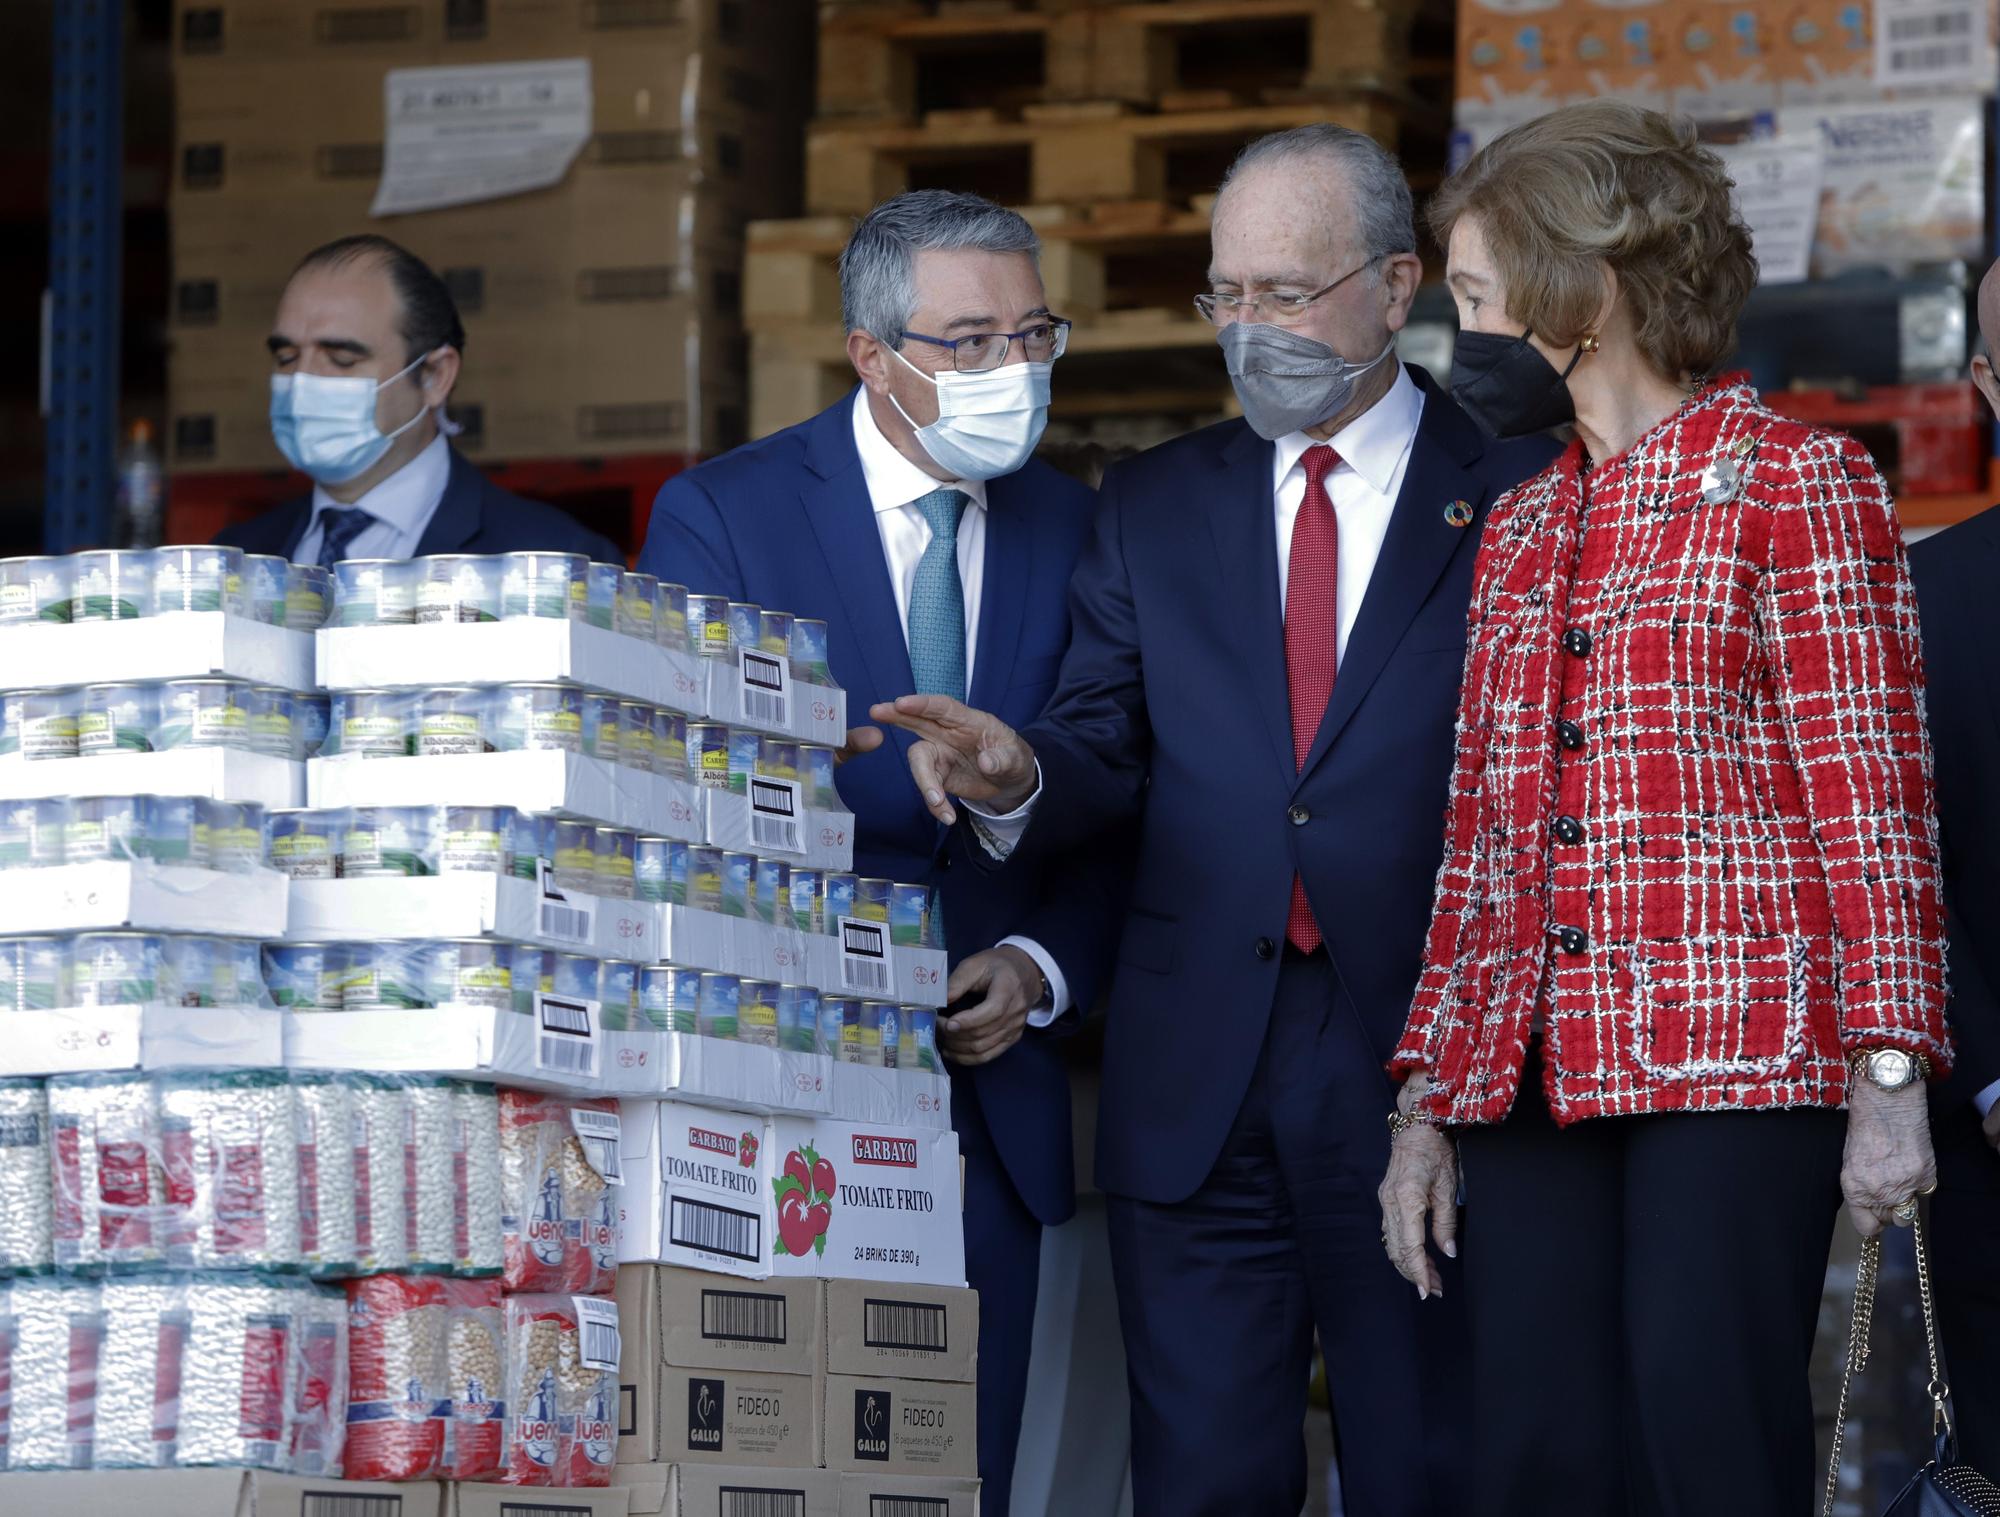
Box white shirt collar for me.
[310,429,453,536]
[1270,362,1423,495]
[850,388,989,516]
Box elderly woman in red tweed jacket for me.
[1378,101,1952,1513]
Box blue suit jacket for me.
[637,390,1123,1226]
[213,447,622,563]
[1010,367,1560,1203]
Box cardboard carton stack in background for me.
[166,0,813,475]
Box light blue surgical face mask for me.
[887,347,1052,482]
[268,350,437,484]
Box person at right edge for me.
[1907,256,2000,1474]
[1376,102,1951,1512]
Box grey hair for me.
[838,189,1042,344]
[1219,124,1417,265]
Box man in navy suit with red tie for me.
[873,129,1560,1514]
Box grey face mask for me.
[1219,321,1398,440]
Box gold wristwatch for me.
[1850,1047,1932,1094]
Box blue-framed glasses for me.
[899,318,1072,372]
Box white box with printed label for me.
[765,1116,965,1288]
[282,1002,665,1098]
[808,928,948,1009]
[618,1098,777,1281]
[827,1063,953,1131]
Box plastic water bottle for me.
[115,419,163,548]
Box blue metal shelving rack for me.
[44,0,124,553]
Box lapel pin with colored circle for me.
[1444,500,1474,528]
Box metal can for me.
[422,939,514,1010]
[339,942,427,1009]
[906,1007,938,1072]
[510,946,551,1014]
[332,558,417,625]
[790,618,832,684]
[654,709,689,779]
[581,692,621,765]
[152,544,247,616]
[0,935,71,1009]
[726,602,763,658]
[756,737,800,783]
[163,933,221,1006]
[415,686,493,757]
[285,563,333,631]
[74,931,168,1006]
[222,937,267,1005]
[617,572,658,641]
[243,554,289,624]
[584,562,624,631]
[727,727,761,797]
[498,550,588,621]
[551,952,597,1003]
[818,995,856,1058]
[343,805,434,877]
[438,804,514,875]
[822,873,857,932]
[801,745,839,811]
[638,965,701,1033]
[879,1003,902,1069]
[654,582,690,651]
[788,868,825,935]
[247,685,298,759]
[719,851,756,919]
[265,807,343,880]
[0,798,66,870]
[76,682,155,755]
[65,795,143,863]
[551,819,596,895]
[71,549,153,621]
[414,554,502,624]
[776,984,819,1054]
[141,795,206,865]
[494,683,584,754]
[618,700,656,774]
[200,798,265,874]
[14,688,78,761]
[0,555,73,624]
[696,973,740,1040]
[737,979,779,1048]
[592,826,637,899]
[752,857,790,927]
[890,883,930,948]
[687,722,733,789]
[328,689,413,759]
[634,837,687,905]
[597,960,638,1031]
[263,943,348,1011]
[853,877,892,925]
[295,691,331,758]
[688,593,733,659]
[686,846,725,913]
[515,811,552,881]
[840,1001,884,1066]
[758,611,794,661]
[156,677,253,751]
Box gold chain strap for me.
[1821,1212,1954,1517]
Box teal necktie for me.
[907,488,969,703]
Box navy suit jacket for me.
[213,447,621,563]
[1909,503,2000,1110]
[1009,366,1560,1203]
[636,390,1124,1226]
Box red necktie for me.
[1285,444,1340,954]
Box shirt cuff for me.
[1975,1079,2000,1120]
[999,935,1070,1026]
[964,762,1043,861]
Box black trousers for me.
[1932,1100,2000,1472]
[1457,1062,1846,1517]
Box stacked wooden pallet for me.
[748,0,1452,444]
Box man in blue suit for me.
[216,235,618,565]
[874,129,1560,1514]
[637,190,1122,1514]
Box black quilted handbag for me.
[1824,1212,2000,1515]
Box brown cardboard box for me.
[448,1484,630,1517]
[617,1462,842,1517]
[822,1374,977,1478]
[656,1364,822,1468]
[0,1470,447,1516]
[617,1264,822,1464]
[837,1473,981,1517]
[821,1280,976,1386]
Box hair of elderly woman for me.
[1427,101,1757,381]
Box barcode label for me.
[570,1107,623,1185]
[839,916,891,995]
[498,1505,593,1517]
[300,1497,403,1517]
[535,993,598,1077]
[869,1499,948,1517]
[1876,0,1983,85]
[739,648,792,731]
[750,776,806,854]
[536,858,595,945]
[703,1287,788,1345]
[864,1298,948,1353]
[720,1491,807,1517]
[573,1295,621,1370]
[670,1195,761,1262]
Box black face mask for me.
[1450,328,1585,440]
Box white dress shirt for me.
[850,389,1068,1024]
[296,431,453,565]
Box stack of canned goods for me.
[0,545,331,629]
[263,938,642,1023]
[321,683,692,776]
[330,551,691,647]
[0,929,272,1009]
[0,679,328,761]
[684,595,835,686]
[685,723,840,805]
[0,794,268,871]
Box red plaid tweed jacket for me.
[1390,377,1951,1126]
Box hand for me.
[1842,1079,1938,1237]
[1378,1073,1458,1299]
[1984,1103,2000,1152]
[835,725,885,766]
[868,694,1038,825]
[937,945,1045,1067]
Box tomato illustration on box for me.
[772,1139,835,1259]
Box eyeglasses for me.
[1194,256,1381,327]
[899,318,1072,372]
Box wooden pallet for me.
[816,0,1424,120]
[804,97,1413,215]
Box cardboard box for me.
[449,1483,631,1517]
[806,932,949,1011]
[1775,0,1878,103]
[0,1002,284,1078]
[823,1374,977,1478]
[283,1001,647,1095]
[306,751,703,839]
[0,610,312,689]
[837,1473,981,1517]
[822,1280,977,1386]
[618,1098,776,1279]
[0,749,305,809]
[1455,0,1569,124]
[0,1470,446,1516]
[658,1364,822,1467]
[765,1117,965,1287]
[826,1063,954,1132]
[285,872,664,964]
[617,1462,842,1517]
[0,860,289,938]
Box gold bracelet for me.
[1387,1109,1441,1139]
